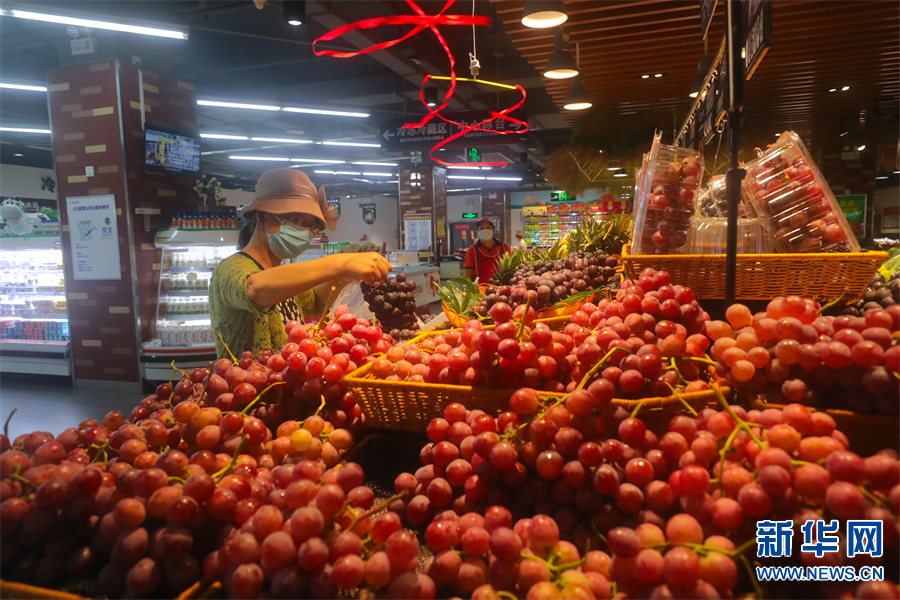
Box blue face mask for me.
[268,216,311,259]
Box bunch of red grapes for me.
[639,154,702,254]
[372,268,713,400]
[388,390,899,599]
[361,272,420,340]
[708,296,900,415]
[478,249,620,318]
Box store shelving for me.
[0,236,71,376]
[523,201,632,247]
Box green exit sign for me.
[551,191,575,202]
[466,147,481,163]
[462,212,477,219]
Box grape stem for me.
[239,381,287,415]
[213,436,248,482]
[7,472,36,490]
[716,425,742,484]
[496,591,518,600]
[680,355,718,366]
[169,360,187,383]
[3,407,18,439]
[218,334,239,365]
[713,385,764,448]
[664,382,698,416]
[89,440,111,464]
[629,400,646,419]
[347,490,407,533]
[515,295,534,341]
[740,554,764,598]
[818,291,846,315]
[858,485,889,509]
[576,346,630,390]
[197,362,214,404]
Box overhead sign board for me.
[379,109,527,152]
[744,0,772,79]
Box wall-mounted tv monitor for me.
[144,126,200,173]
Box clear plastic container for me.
[632,132,704,255]
[741,131,860,253]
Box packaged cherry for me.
[632,132,704,255]
[741,131,860,253]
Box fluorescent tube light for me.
[2,8,188,39]
[250,137,313,144]
[197,100,280,111]
[200,133,249,140]
[314,170,361,176]
[352,162,397,167]
[229,156,290,161]
[0,82,47,92]
[0,126,51,134]
[283,107,369,118]
[362,172,393,177]
[448,175,486,181]
[486,177,522,181]
[291,158,345,164]
[321,141,380,148]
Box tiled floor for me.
[0,374,147,439]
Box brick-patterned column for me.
[399,166,448,254]
[47,60,197,389]
[481,190,511,245]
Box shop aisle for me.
[0,374,146,439]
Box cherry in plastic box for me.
[741,131,860,253]
[632,133,704,255]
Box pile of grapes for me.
[843,272,900,315]
[0,308,410,598]
[361,272,420,340]
[371,268,713,397]
[708,296,899,415]
[387,388,899,600]
[477,249,619,318]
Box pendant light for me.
[522,0,568,29]
[563,43,591,110]
[564,74,592,110]
[283,0,305,26]
[543,28,578,79]
[688,55,714,99]
[423,87,439,107]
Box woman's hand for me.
[340,252,391,285]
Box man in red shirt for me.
[463,218,510,283]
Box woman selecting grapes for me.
[463,218,510,283]
[209,169,391,359]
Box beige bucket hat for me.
[241,169,338,231]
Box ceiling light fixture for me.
[423,87,439,107]
[689,55,714,99]
[1,8,188,39]
[486,176,522,181]
[12,153,23,157]
[200,133,249,140]
[283,0,305,26]
[290,158,345,164]
[448,165,491,170]
[857,144,866,151]
[0,126,51,134]
[564,74,592,111]
[543,28,578,79]
[876,176,888,180]
[283,107,369,118]
[613,170,628,178]
[352,162,397,167]
[641,75,650,79]
[198,99,280,111]
[828,88,838,93]
[521,0,567,28]
[842,85,850,91]
[229,156,291,161]
[250,137,313,144]
[314,170,361,176]
[362,172,393,177]
[448,175,486,180]
[0,82,47,92]
[321,141,380,148]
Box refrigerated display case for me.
[0,236,71,376]
[140,229,237,382]
[523,201,630,247]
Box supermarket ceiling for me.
[0,0,898,195]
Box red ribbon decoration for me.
[311,0,528,168]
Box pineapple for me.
[493,249,526,285]
[565,213,633,256]
[599,213,632,256]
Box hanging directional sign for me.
[744,0,772,80]
[379,109,527,152]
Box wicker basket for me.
[746,395,899,457]
[621,244,887,302]
[0,579,219,600]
